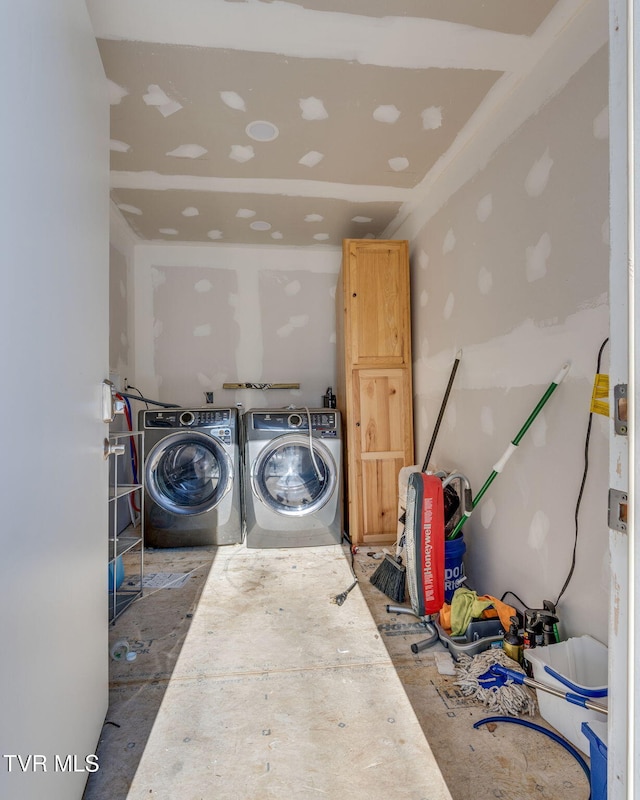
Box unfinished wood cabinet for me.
[336,239,414,546]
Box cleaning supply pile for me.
[455,648,537,716]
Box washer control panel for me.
[142,408,235,444]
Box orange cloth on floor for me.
[439,590,515,634]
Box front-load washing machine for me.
[139,407,242,547]
[243,408,343,548]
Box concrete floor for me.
[84,542,592,800]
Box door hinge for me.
[608,488,628,532]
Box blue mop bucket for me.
[444,535,466,603]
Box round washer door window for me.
[251,434,336,516]
[145,431,233,516]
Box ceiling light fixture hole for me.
[245,120,279,142]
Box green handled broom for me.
[369,350,462,602]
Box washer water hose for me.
[473,716,591,794]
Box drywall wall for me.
[109,204,137,389]
[409,45,610,643]
[132,244,341,410]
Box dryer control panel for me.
[251,410,338,435]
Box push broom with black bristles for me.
[369,350,461,603]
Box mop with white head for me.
[454,649,537,717]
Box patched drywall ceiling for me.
[87,0,578,248]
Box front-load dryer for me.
[139,407,242,547]
[243,408,343,548]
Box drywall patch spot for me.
[305,214,324,222]
[421,106,443,130]
[329,285,337,300]
[207,230,223,240]
[418,250,429,270]
[151,268,166,289]
[388,157,409,172]
[108,80,128,105]
[443,293,455,320]
[593,106,609,140]
[314,233,330,241]
[443,229,456,254]
[143,85,182,117]
[111,139,131,153]
[118,203,142,215]
[220,91,246,111]
[525,148,553,197]
[236,208,256,219]
[193,324,212,338]
[284,280,301,296]
[153,319,163,339]
[277,314,310,338]
[159,228,178,235]
[250,221,271,231]
[230,144,255,163]
[480,498,496,530]
[526,232,551,282]
[420,290,429,308]
[195,280,213,293]
[120,332,128,349]
[528,510,550,549]
[166,144,207,159]
[300,97,328,120]
[299,151,324,168]
[182,207,199,217]
[478,266,492,295]
[476,194,493,222]
[271,231,284,240]
[480,405,494,436]
[373,105,401,124]
[352,216,372,224]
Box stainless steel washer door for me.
[145,431,233,516]
[251,434,336,516]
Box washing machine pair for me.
[242,407,343,548]
[139,407,242,547]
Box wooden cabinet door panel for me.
[347,240,410,366]
[360,457,407,541]
[357,369,409,456]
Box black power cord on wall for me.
[555,336,609,605]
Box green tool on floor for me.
[447,361,571,540]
